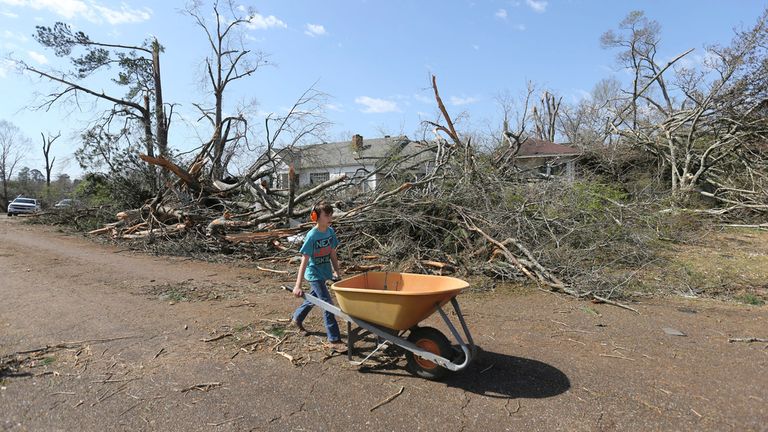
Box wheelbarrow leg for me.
[347,321,354,361]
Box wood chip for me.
[201,333,233,343]
[662,327,687,337]
[370,386,404,412]
[207,416,244,427]
[728,337,768,343]
[256,266,290,275]
[180,382,222,393]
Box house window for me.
[345,170,372,192]
[538,162,565,177]
[277,173,299,189]
[278,173,289,189]
[309,172,330,185]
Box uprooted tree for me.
[82,73,655,310]
[603,9,768,213]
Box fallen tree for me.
[74,75,667,310]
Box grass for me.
[234,323,254,333]
[161,289,188,302]
[640,228,768,302]
[736,293,765,306]
[268,326,286,338]
[40,356,55,366]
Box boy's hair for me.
[313,201,334,217]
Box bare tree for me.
[0,120,29,208]
[601,11,664,130]
[41,131,60,188]
[559,78,623,148]
[492,85,534,174]
[604,9,768,210]
[532,90,562,142]
[19,22,173,191]
[185,0,269,180]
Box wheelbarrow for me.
[285,271,476,380]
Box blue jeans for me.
[293,280,341,342]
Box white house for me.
[269,135,434,191]
[513,138,581,180]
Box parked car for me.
[7,197,41,216]
[54,199,78,208]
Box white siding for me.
[277,164,378,190]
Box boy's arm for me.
[330,248,341,279]
[293,255,310,297]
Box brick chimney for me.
[351,134,363,151]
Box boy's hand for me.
[292,286,304,297]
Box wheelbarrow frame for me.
[292,288,477,373]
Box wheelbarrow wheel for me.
[405,326,452,380]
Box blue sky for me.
[1,0,765,177]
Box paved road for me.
[1,217,766,431]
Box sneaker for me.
[326,340,347,353]
[290,319,308,334]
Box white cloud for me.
[514,23,526,31]
[413,93,432,104]
[1,10,19,18]
[246,12,287,30]
[28,50,48,64]
[472,44,480,51]
[570,88,591,103]
[325,103,343,112]
[495,8,507,19]
[526,0,548,13]
[449,96,479,106]
[3,30,28,42]
[244,33,265,43]
[93,4,151,25]
[10,0,91,19]
[0,59,14,79]
[0,0,152,24]
[304,23,326,37]
[355,96,400,113]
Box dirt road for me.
[1,217,766,431]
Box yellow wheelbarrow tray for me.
[285,272,477,380]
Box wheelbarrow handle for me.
[280,285,304,297]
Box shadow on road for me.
[444,349,570,399]
[356,345,570,399]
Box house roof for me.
[280,136,434,169]
[516,138,581,158]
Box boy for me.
[291,201,345,351]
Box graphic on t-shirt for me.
[314,237,333,263]
[300,227,338,281]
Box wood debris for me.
[728,337,768,343]
[369,386,405,412]
[180,382,222,393]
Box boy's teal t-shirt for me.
[300,226,339,281]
